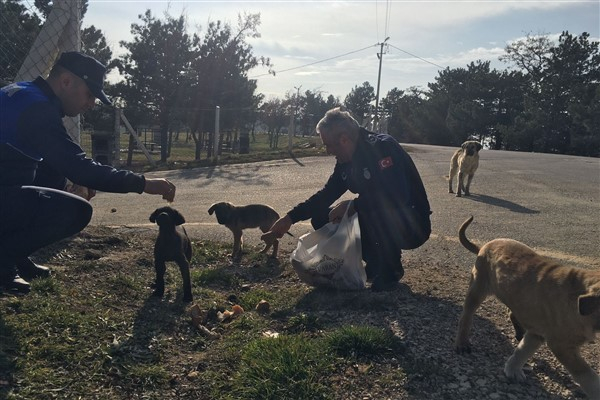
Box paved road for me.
[90,144,600,268]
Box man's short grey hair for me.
[316,107,360,142]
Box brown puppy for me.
[455,216,600,399]
[208,202,281,260]
[149,206,193,302]
[448,140,482,197]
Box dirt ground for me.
[3,223,597,400]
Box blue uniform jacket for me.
[0,77,145,193]
[288,128,431,224]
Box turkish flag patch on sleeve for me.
[378,156,393,170]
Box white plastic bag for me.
[290,205,366,290]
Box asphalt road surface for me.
[90,144,600,269]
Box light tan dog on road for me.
[448,140,482,197]
[208,202,282,260]
[455,216,600,399]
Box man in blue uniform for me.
[266,107,431,291]
[0,52,176,293]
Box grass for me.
[326,325,404,359]
[285,313,323,333]
[0,228,407,400]
[0,141,430,399]
[82,131,327,173]
[228,334,333,400]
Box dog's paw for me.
[152,288,165,298]
[183,294,193,303]
[504,360,527,382]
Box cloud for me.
[282,55,316,61]
[447,47,506,66]
[86,1,597,98]
[295,71,322,76]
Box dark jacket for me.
[0,77,145,193]
[288,128,431,248]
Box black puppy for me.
[149,206,193,302]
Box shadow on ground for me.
[295,280,558,399]
[466,193,539,214]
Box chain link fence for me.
[0,0,37,86]
[2,0,320,168]
[2,0,83,142]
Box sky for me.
[84,0,600,101]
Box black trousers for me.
[310,204,430,281]
[0,186,92,274]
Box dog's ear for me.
[578,293,600,316]
[149,209,159,223]
[208,204,216,215]
[171,209,186,225]
[476,143,483,151]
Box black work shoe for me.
[2,275,31,294]
[371,276,399,292]
[16,258,51,281]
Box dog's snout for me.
[155,212,171,226]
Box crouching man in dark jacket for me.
[0,52,176,293]
[265,107,431,291]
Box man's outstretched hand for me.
[262,214,293,239]
[144,178,176,202]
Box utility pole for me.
[374,37,389,131]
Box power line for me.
[388,43,446,69]
[385,0,391,40]
[375,0,391,44]
[375,1,380,43]
[250,44,379,78]
[249,42,445,82]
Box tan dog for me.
[208,202,282,260]
[455,216,600,399]
[448,140,482,197]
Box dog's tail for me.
[459,216,480,255]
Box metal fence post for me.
[213,106,220,163]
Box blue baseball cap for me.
[56,51,111,105]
